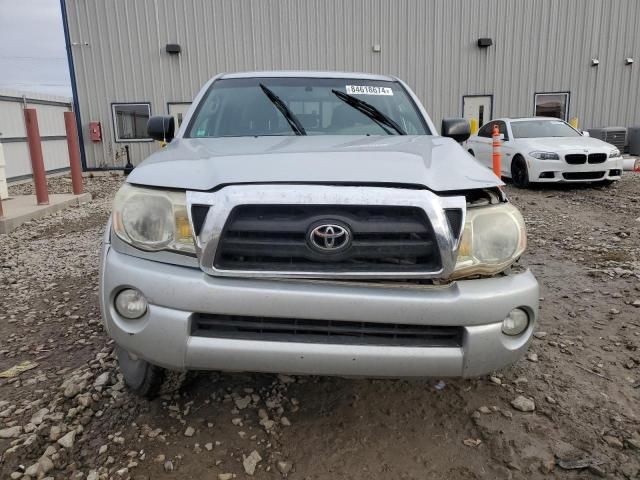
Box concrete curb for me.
[0,193,92,234]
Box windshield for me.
[186,77,429,138]
[510,119,581,138]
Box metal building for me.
[61,0,640,170]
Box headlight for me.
[112,184,195,254]
[451,203,526,279]
[529,151,559,160]
[609,149,621,158]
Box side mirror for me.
[442,118,471,143]
[582,131,590,137]
[147,115,175,142]
[499,133,505,141]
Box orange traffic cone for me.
[492,124,502,178]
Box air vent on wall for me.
[587,127,627,151]
[628,126,640,156]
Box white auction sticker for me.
[345,85,393,96]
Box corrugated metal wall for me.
[64,0,640,169]
[0,90,72,181]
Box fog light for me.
[115,289,148,319]
[502,308,529,336]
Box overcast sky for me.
[0,0,71,97]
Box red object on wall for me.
[89,121,102,142]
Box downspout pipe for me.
[59,0,87,171]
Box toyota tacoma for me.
[100,71,539,397]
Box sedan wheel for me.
[511,157,530,188]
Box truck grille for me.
[192,314,463,347]
[214,205,444,273]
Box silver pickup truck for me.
[100,71,539,397]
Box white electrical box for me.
[0,143,8,200]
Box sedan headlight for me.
[609,149,621,158]
[112,184,195,254]
[451,203,526,279]
[529,151,559,160]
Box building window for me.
[534,92,569,121]
[112,103,152,141]
[167,102,192,128]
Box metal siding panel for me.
[624,0,640,127]
[3,141,70,180]
[41,140,72,172]
[25,103,71,137]
[0,101,28,137]
[0,95,71,178]
[3,143,32,179]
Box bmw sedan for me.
[463,117,624,187]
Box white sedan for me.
[463,117,624,187]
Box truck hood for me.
[127,135,502,192]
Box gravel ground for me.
[1,173,639,480]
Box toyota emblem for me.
[307,223,351,252]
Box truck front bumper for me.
[100,246,539,378]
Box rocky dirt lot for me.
[0,173,639,480]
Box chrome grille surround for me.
[187,185,466,279]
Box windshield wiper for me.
[331,89,406,135]
[259,84,306,136]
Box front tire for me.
[116,346,188,399]
[511,156,530,188]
